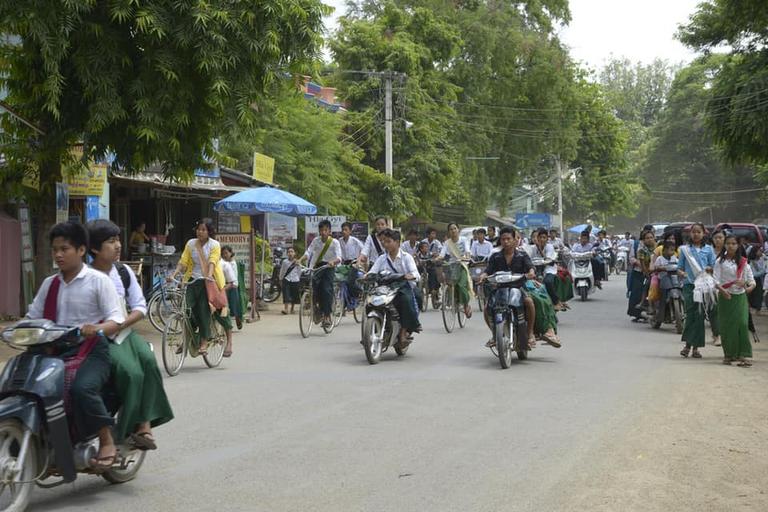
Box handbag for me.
[196,242,228,310]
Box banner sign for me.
[305,215,346,246]
[253,153,275,184]
[217,233,252,291]
[267,213,297,247]
[515,212,551,229]
[65,163,108,196]
[55,183,69,223]
[349,221,369,242]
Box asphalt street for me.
[25,277,768,512]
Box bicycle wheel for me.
[262,278,281,303]
[162,313,188,376]
[442,285,456,333]
[332,285,344,328]
[352,294,365,324]
[457,300,467,328]
[299,289,313,338]
[203,316,226,368]
[149,289,183,333]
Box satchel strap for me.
[194,241,211,278]
[314,237,333,269]
[43,276,62,322]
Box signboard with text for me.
[65,163,108,196]
[253,153,275,184]
[217,233,252,291]
[267,213,297,247]
[304,216,346,246]
[515,212,551,229]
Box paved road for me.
[26,278,768,511]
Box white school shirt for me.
[339,236,364,261]
[470,240,493,259]
[369,249,420,288]
[27,265,125,328]
[571,242,595,254]
[440,239,469,261]
[279,259,301,283]
[526,243,557,275]
[222,260,238,286]
[107,265,147,316]
[361,233,385,260]
[186,238,219,278]
[422,237,443,257]
[714,258,755,295]
[653,254,678,270]
[401,240,420,257]
[305,236,342,268]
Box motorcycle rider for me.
[26,221,125,470]
[367,229,422,347]
[618,232,632,250]
[86,219,173,451]
[358,216,388,268]
[596,229,614,277]
[301,219,342,327]
[480,226,537,348]
[548,229,565,251]
[487,226,498,246]
[528,227,565,311]
[571,231,603,289]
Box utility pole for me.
[384,73,393,179]
[556,156,564,235]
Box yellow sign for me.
[22,166,40,191]
[65,163,107,196]
[253,152,275,184]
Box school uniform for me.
[279,259,301,305]
[27,265,125,439]
[527,243,560,305]
[304,236,342,316]
[339,236,364,264]
[369,249,421,332]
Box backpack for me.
[115,262,132,302]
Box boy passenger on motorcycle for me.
[529,228,566,311]
[87,220,174,452]
[26,222,125,470]
[367,229,422,347]
[480,227,537,348]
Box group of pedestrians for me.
[626,223,763,367]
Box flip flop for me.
[223,350,233,358]
[130,432,158,451]
[90,454,117,471]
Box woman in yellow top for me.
[129,222,150,251]
[169,218,234,357]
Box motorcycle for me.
[485,272,529,369]
[530,256,555,282]
[0,320,146,512]
[360,272,412,364]
[600,248,613,280]
[261,247,285,303]
[616,246,629,274]
[469,259,488,312]
[652,264,685,333]
[570,251,596,302]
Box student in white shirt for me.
[86,219,173,452]
[221,245,243,329]
[368,229,421,345]
[279,247,302,314]
[300,219,342,326]
[470,228,493,260]
[422,227,443,257]
[339,222,364,263]
[528,227,564,310]
[402,229,421,256]
[358,216,388,267]
[26,222,125,470]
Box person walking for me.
[708,228,726,346]
[714,234,756,366]
[678,223,717,359]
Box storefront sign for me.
[65,163,107,196]
[349,221,369,242]
[217,233,252,291]
[253,153,275,184]
[218,213,243,234]
[267,213,297,247]
[305,215,346,246]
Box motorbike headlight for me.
[5,328,45,348]
[371,296,385,306]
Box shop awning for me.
[110,171,248,198]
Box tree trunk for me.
[33,193,56,288]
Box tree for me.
[678,0,768,165]
[0,0,327,277]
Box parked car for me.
[714,223,764,248]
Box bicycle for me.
[334,264,365,325]
[161,277,227,376]
[146,266,184,333]
[299,266,338,337]
[441,260,469,333]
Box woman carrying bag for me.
[169,218,234,357]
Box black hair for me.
[408,229,419,236]
[418,240,429,249]
[380,228,401,242]
[499,226,517,237]
[86,219,121,256]
[642,224,653,231]
[662,240,676,252]
[318,219,332,230]
[341,221,352,230]
[641,229,656,240]
[426,227,437,235]
[598,229,607,236]
[50,221,88,249]
[719,233,747,262]
[447,222,460,231]
[374,216,387,224]
[221,245,235,257]
[476,227,486,235]
[535,227,548,237]
[580,230,590,238]
[748,244,764,260]
[195,218,216,238]
[488,225,496,232]
[134,221,146,229]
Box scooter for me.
[485,272,529,369]
[600,248,613,280]
[616,246,629,274]
[0,320,146,512]
[530,257,555,282]
[570,251,596,302]
[652,264,685,334]
[360,272,411,364]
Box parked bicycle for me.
[146,265,184,333]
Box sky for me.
[322,0,702,69]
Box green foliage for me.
[0,0,329,192]
[678,0,768,165]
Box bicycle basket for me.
[299,268,313,287]
[444,262,464,284]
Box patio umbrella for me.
[214,187,317,320]
[213,187,317,216]
[568,223,590,234]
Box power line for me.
[649,186,766,195]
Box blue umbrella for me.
[213,187,317,216]
[568,223,590,234]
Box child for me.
[280,247,301,314]
[637,230,657,312]
[221,246,243,330]
[652,241,678,309]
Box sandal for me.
[485,339,496,348]
[223,350,233,358]
[692,349,702,359]
[680,346,690,358]
[542,333,561,348]
[130,432,157,451]
[90,454,117,471]
[737,360,753,367]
